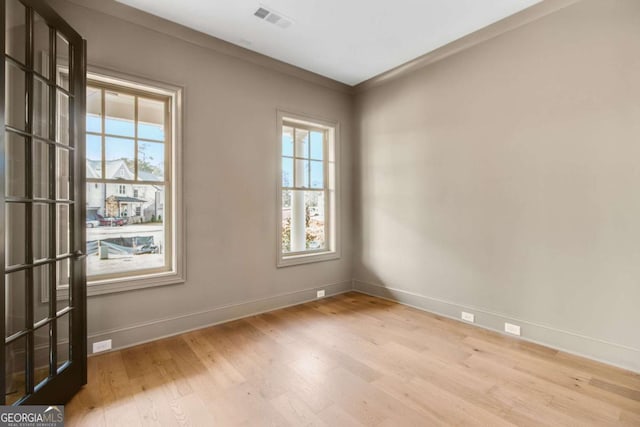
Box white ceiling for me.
[115,0,542,86]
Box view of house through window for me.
[86,80,171,280]
[280,117,337,265]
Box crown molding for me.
[56,0,353,94]
[354,0,583,93]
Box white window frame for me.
[81,67,185,296]
[276,110,340,267]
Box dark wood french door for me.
[2,0,86,404]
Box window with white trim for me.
[83,72,183,292]
[278,112,339,266]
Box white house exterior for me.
[86,159,164,223]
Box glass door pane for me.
[5,336,27,405]
[5,0,26,64]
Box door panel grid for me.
[3,0,86,405]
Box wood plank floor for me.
[66,292,640,426]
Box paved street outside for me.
[87,223,165,276]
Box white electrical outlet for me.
[316,289,326,298]
[92,339,112,353]
[461,312,475,323]
[504,323,521,336]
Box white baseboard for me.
[353,279,640,374]
[87,277,640,375]
[88,280,352,354]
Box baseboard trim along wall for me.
[89,277,640,374]
[353,279,640,374]
[87,280,352,354]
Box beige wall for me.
[48,0,354,349]
[354,0,640,370]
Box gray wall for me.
[49,0,354,350]
[354,0,640,371]
[45,0,640,372]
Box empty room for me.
[2,0,640,425]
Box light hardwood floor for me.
[66,292,640,426]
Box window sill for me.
[277,250,340,268]
[86,271,185,297]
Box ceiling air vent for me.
[254,6,293,29]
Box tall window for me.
[278,112,339,266]
[86,78,173,282]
